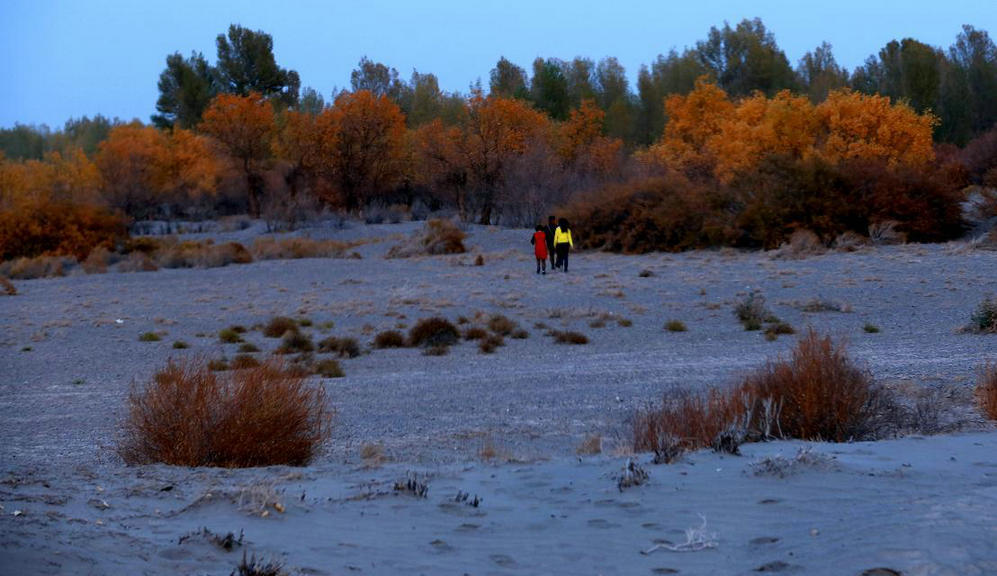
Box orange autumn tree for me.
[462,94,550,224]
[200,92,275,217]
[159,129,221,214]
[96,123,169,218]
[556,99,624,178]
[324,90,407,212]
[411,118,468,214]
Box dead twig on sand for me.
[641,514,718,554]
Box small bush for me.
[487,314,518,336]
[423,344,450,356]
[373,330,406,349]
[474,254,484,266]
[638,269,654,278]
[263,316,299,338]
[251,236,352,260]
[977,362,997,420]
[231,552,286,576]
[408,317,460,348]
[422,219,466,255]
[277,331,314,354]
[314,358,344,378]
[764,322,795,340]
[734,291,771,330]
[550,330,588,345]
[618,318,633,327]
[154,240,253,269]
[208,358,229,371]
[464,326,488,341]
[0,255,76,279]
[576,435,602,455]
[510,328,529,339]
[967,297,997,333]
[117,251,159,273]
[118,358,331,467]
[238,342,261,353]
[798,297,847,313]
[297,317,313,327]
[665,320,687,332]
[0,276,16,296]
[219,328,244,344]
[479,334,505,353]
[317,336,360,358]
[172,341,190,350]
[772,229,825,259]
[863,323,881,334]
[81,246,112,274]
[139,332,162,342]
[230,354,261,370]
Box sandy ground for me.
[1,220,996,575]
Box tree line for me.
[1,20,996,261]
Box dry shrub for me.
[474,254,485,266]
[550,330,588,345]
[734,291,771,330]
[868,220,905,245]
[81,246,112,274]
[277,331,314,354]
[117,251,159,273]
[487,314,518,336]
[0,276,15,296]
[263,316,299,338]
[464,326,488,340]
[633,330,885,457]
[771,229,825,259]
[966,297,997,334]
[139,331,162,342]
[373,330,406,349]
[313,358,344,378]
[423,344,450,356]
[251,236,352,260]
[833,231,867,252]
[665,320,687,332]
[219,328,245,344]
[977,363,997,420]
[156,240,253,269]
[317,336,360,358]
[576,435,603,455]
[408,317,459,347]
[478,334,504,353]
[422,219,466,255]
[0,255,75,279]
[742,329,879,441]
[118,357,332,467]
[230,354,261,370]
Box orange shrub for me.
[119,357,332,467]
[0,198,128,261]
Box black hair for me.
[535,224,544,231]
[558,218,570,231]
[548,215,556,222]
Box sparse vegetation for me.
[263,316,299,338]
[277,330,314,354]
[373,330,406,349]
[119,357,331,467]
[172,340,190,349]
[464,326,488,340]
[550,330,588,345]
[422,219,466,255]
[977,362,997,420]
[510,328,529,339]
[665,320,687,332]
[478,334,505,353]
[219,328,244,344]
[238,342,260,353]
[0,276,16,295]
[231,551,287,576]
[423,344,450,356]
[139,332,162,342]
[863,323,881,334]
[230,354,261,370]
[317,336,360,358]
[734,291,770,331]
[313,358,344,378]
[576,435,602,455]
[764,322,795,341]
[408,317,459,348]
[208,358,229,371]
[966,296,997,333]
[487,314,518,336]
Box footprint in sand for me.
[429,539,455,553]
[749,536,781,546]
[758,498,782,505]
[651,568,679,574]
[490,554,517,567]
[587,518,621,529]
[753,560,802,572]
[859,569,902,576]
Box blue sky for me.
[1,0,994,128]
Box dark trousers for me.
[555,244,570,271]
[536,257,546,273]
[547,244,555,268]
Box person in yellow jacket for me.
[553,217,573,272]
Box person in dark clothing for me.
[530,225,548,274]
[545,215,557,269]
[554,218,573,272]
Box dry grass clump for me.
[117,251,159,273]
[172,340,190,349]
[317,336,360,358]
[139,331,162,342]
[208,358,230,371]
[550,330,589,345]
[238,342,261,353]
[576,435,603,455]
[478,334,505,354]
[251,236,351,260]
[263,316,299,338]
[118,357,331,467]
[797,297,849,313]
[474,254,485,266]
[665,320,687,332]
[277,331,314,354]
[313,358,344,378]
[219,328,245,344]
[156,240,253,269]
[510,328,529,339]
[734,291,772,331]
[408,317,460,348]
[373,330,406,349]
[977,363,997,420]
[422,219,466,255]
[487,314,519,336]
[0,276,16,296]
[464,326,488,341]
[966,297,997,333]
[0,255,75,279]
[764,322,795,341]
[423,344,450,356]
[771,229,826,259]
[81,246,112,273]
[633,330,886,459]
[863,323,881,334]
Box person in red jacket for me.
[530,224,548,275]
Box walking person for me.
[530,224,548,275]
[554,218,573,272]
[545,215,557,270]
